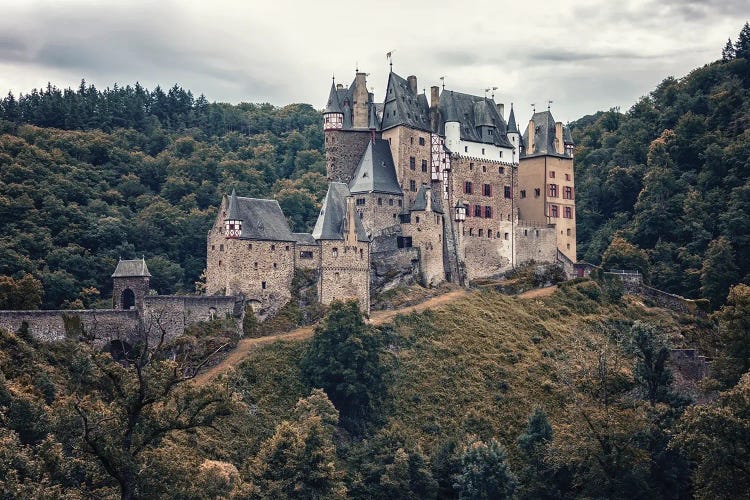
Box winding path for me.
[192,289,470,386]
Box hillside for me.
[571,23,750,308]
[0,86,326,308]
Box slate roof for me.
[324,81,343,114]
[507,104,519,134]
[411,184,444,213]
[380,72,432,132]
[227,188,240,219]
[521,110,569,158]
[292,233,317,245]
[224,195,295,241]
[438,90,514,148]
[112,258,151,278]
[563,125,574,145]
[348,139,403,195]
[312,183,369,242]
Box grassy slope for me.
[223,282,708,456]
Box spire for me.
[324,81,343,114]
[227,188,240,220]
[507,103,519,134]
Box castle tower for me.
[518,110,577,263]
[112,258,151,310]
[323,73,375,184]
[506,103,522,162]
[224,188,242,238]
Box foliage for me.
[712,284,750,388]
[301,301,390,436]
[0,273,43,310]
[673,372,750,497]
[0,84,324,308]
[601,236,650,277]
[571,24,750,307]
[247,389,347,499]
[629,321,674,405]
[454,437,517,499]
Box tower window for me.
[219,244,224,251]
[469,162,474,170]
[419,137,425,146]
[273,263,277,269]
[482,148,485,155]
[262,281,267,289]
[378,197,383,206]
[332,247,338,257]
[565,173,571,181]
[410,137,414,144]
[483,184,492,196]
[410,180,416,192]
[485,206,492,218]
[421,159,428,172]
[254,262,258,269]
[410,157,416,170]
[567,228,572,236]
[534,188,541,197]
[271,244,276,251]
[550,205,559,218]
[504,232,509,240]
[218,260,222,267]
[520,190,526,198]
[550,171,555,178]
[464,146,468,153]
[548,184,558,197]
[479,229,484,237]
[499,166,505,174]
[248,243,253,249]
[482,165,486,173]
[563,186,573,199]
[211,245,215,250]
[465,181,473,194]
[356,198,366,206]
[504,186,511,198]
[389,198,394,206]
[474,205,482,217]
[564,206,573,218]
[285,245,289,251]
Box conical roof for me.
[226,188,241,220]
[324,81,343,114]
[507,104,519,134]
[563,125,574,145]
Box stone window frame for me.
[474,204,482,217]
[479,228,484,237]
[419,137,426,146]
[409,180,417,192]
[483,184,492,197]
[299,251,314,259]
[563,186,573,199]
[262,281,267,289]
[388,198,394,206]
[534,188,541,197]
[499,166,505,174]
[485,206,492,218]
[421,159,428,172]
[332,247,338,257]
[550,205,559,218]
[409,157,416,170]
[378,197,383,206]
[356,198,366,206]
[548,184,558,197]
[504,186,512,199]
[520,190,526,198]
[564,206,573,218]
[464,181,473,194]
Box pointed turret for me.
[507,104,519,134]
[224,189,243,238]
[506,103,522,161]
[323,80,344,130]
[563,125,575,157]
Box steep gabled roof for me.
[438,90,514,148]
[112,258,151,278]
[380,72,431,132]
[224,195,295,241]
[226,188,240,219]
[348,139,403,195]
[411,184,444,213]
[312,183,368,242]
[521,110,568,158]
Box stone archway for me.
[121,289,135,310]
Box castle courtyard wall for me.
[318,240,371,312]
[402,211,445,286]
[0,309,140,344]
[515,223,558,265]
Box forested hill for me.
[0,84,327,308]
[571,23,750,307]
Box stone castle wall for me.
[319,239,370,311]
[112,276,150,310]
[294,243,320,271]
[353,192,404,238]
[402,210,445,286]
[325,130,373,183]
[142,295,241,339]
[370,247,421,294]
[382,126,432,208]
[515,223,558,266]
[205,205,295,316]
[0,309,140,344]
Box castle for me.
[205,69,578,314]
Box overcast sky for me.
[0,0,746,124]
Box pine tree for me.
[712,284,750,388]
[722,38,736,61]
[734,22,750,59]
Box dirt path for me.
[517,285,557,299]
[192,289,470,386]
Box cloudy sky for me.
[0,0,746,123]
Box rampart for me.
[142,295,243,339]
[0,309,140,344]
[604,270,699,315]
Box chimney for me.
[555,122,564,154]
[353,72,369,128]
[527,120,535,153]
[496,103,504,120]
[407,75,418,94]
[336,84,343,90]
[345,196,357,242]
[431,86,440,109]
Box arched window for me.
[121,289,135,310]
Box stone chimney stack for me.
[336,83,343,90]
[555,122,564,154]
[527,119,535,153]
[353,72,369,128]
[430,86,440,131]
[407,75,418,94]
[496,103,504,119]
[345,196,357,242]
